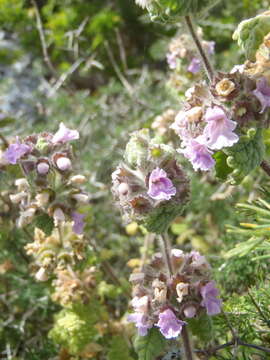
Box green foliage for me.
[134,327,166,360]
[34,213,54,236]
[233,11,270,60]
[147,0,220,22]
[49,302,101,355]
[223,129,265,184]
[144,202,185,233]
[108,335,134,360]
[187,314,213,343]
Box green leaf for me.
[34,213,54,236]
[108,335,134,360]
[134,328,166,360]
[233,11,270,61]
[225,236,265,258]
[187,314,213,343]
[223,128,265,185]
[147,0,220,22]
[214,151,233,180]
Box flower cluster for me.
[166,31,215,93]
[171,64,270,171]
[112,129,189,233]
[128,249,221,338]
[51,267,97,306]
[25,223,87,281]
[151,109,176,137]
[4,123,88,234]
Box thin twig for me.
[104,40,133,95]
[158,234,173,276]
[31,0,57,77]
[184,15,214,82]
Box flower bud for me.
[183,305,196,318]
[56,157,72,171]
[15,178,29,191]
[37,161,50,175]
[69,175,87,184]
[35,267,48,282]
[10,192,27,204]
[118,182,129,196]
[72,193,89,203]
[53,207,65,222]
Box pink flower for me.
[4,138,31,164]
[179,138,215,171]
[71,212,85,235]
[147,168,176,201]
[127,312,152,336]
[200,281,222,316]
[156,309,186,339]
[52,123,79,144]
[253,77,270,113]
[203,106,239,150]
[188,57,201,74]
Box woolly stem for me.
[184,15,214,82]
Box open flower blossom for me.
[4,138,31,164]
[71,212,85,235]
[156,309,186,339]
[200,281,222,315]
[180,138,215,171]
[167,52,178,69]
[127,312,152,336]
[52,122,79,144]
[203,106,239,150]
[253,77,270,113]
[147,168,176,201]
[188,57,201,74]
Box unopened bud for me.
[37,162,50,175]
[183,305,196,318]
[69,175,87,184]
[176,282,189,303]
[56,157,72,171]
[15,178,29,191]
[53,207,65,222]
[35,267,48,282]
[10,192,27,204]
[118,182,129,195]
[72,193,89,203]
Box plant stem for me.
[158,233,194,360]
[158,234,173,276]
[184,15,214,82]
[182,325,194,360]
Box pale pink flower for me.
[203,106,239,150]
[147,168,176,201]
[253,77,270,113]
[52,123,79,144]
[200,281,222,315]
[179,138,215,171]
[156,309,186,339]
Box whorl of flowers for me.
[4,123,88,234]
[171,65,270,172]
[25,223,87,281]
[111,129,189,233]
[52,267,97,306]
[128,249,221,338]
[167,31,215,74]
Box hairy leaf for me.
[134,327,166,360]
